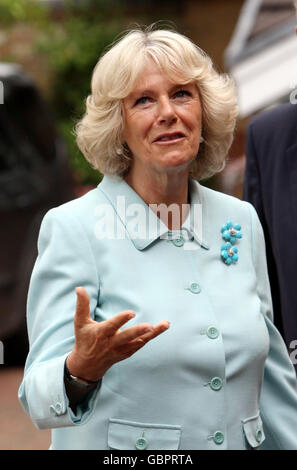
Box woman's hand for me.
[66,286,170,382]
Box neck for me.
[124,166,190,230]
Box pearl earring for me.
[200,136,204,143]
[116,143,132,159]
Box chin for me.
[158,157,192,173]
[160,152,193,167]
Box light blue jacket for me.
[18,175,297,450]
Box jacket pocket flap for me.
[242,413,265,448]
[108,418,181,450]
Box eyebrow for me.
[130,83,192,98]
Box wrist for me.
[66,352,104,383]
[64,360,99,389]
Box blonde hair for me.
[75,25,238,180]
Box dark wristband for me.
[64,361,99,389]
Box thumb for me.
[74,286,91,327]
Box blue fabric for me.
[18,175,297,449]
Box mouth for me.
[153,132,185,144]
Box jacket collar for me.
[98,175,210,250]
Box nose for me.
[157,96,177,124]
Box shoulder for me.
[198,182,252,217]
[248,103,297,138]
[198,181,262,232]
[246,104,297,162]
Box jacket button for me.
[213,431,224,445]
[172,237,184,247]
[50,403,63,416]
[135,437,148,450]
[210,377,223,391]
[206,326,219,339]
[55,402,63,415]
[256,428,262,442]
[189,282,201,294]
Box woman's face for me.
[122,61,203,177]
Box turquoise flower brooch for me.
[220,221,242,265]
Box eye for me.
[135,96,150,105]
[174,89,191,98]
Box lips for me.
[153,132,185,142]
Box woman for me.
[19,26,297,450]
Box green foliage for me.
[0,0,48,26]
[35,14,122,184]
[36,16,120,119]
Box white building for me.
[225,0,297,118]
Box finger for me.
[116,336,148,356]
[112,322,154,347]
[102,310,136,336]
[116,321,170,351]
[74,286,91,327]
[137,320,170,342]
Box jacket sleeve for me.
[248,203,297,449]
[18,206,101,429]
